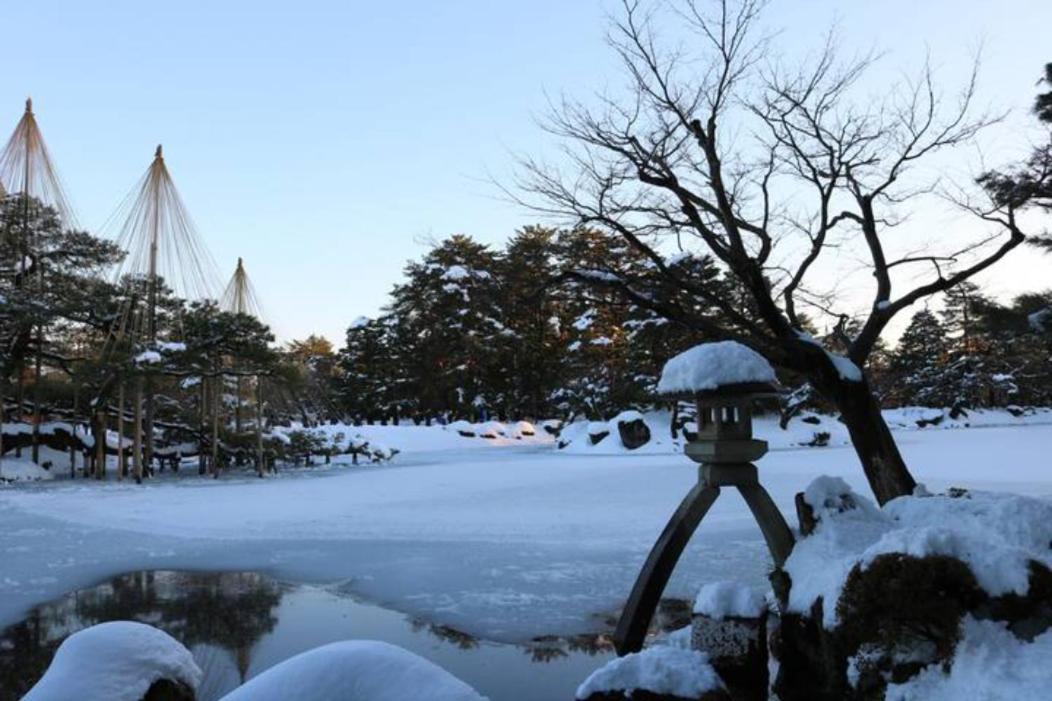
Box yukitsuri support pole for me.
[211,370,220,478]
[198,378,207,475]
[133,380,143,484]
[142,150,162,481]
[94,409,106,478]
[70,383,78,476]
[117,382,127,480]
[255,377,264,478]
[235,375,243,466]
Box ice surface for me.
[657,341,777,394]
[24,621,201,701]
[0,422,1050,647]
[220,640,486,701]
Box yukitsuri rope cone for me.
[0,98,77,467]
[103,145,219,482]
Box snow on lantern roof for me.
[656,341,778,397]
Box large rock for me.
[613,411,651,450]
[692,583,768,701]
[588,421,611,445]
[576,646,730,701]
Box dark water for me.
[0,571,691,701]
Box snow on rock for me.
[575,646,724,700]
[884,617,1052,700]
[802,475,884,521]
[610,410,645,425]
[509,420,536,438]
[24,621,201,701]
[693,581,767,620]
[477,421,505,439]
[785,478,1052,627]
[219,640,486,701]
[657,341,777,395]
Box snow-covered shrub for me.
[24,621,201,701]
[219,640,485,701]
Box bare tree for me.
[515,0,1030,504]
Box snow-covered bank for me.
[1,424,1049,645]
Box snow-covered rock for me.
[509,420,536,438]
[447,419,476,437]
[575,646,725,700]
[24,621,201,701]
[219,640,486,701]
[477,421,505,439]
[611,410,651,450]
[784,478,1052,628]
[657,341,777,395]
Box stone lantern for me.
[613,342,796,656]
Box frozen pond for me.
[0,570,691,701]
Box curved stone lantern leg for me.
[614,460,795,656]
[613,482,721,655]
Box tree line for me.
[321,229,1050,426]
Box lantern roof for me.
[657,341,778,397]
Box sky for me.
[3,0,1050,344]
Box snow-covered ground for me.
[0,416,1050,647]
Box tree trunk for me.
[828,377,916,505]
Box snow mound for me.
[0,457,54,482]
[693,581,767,620]
[575,646,723,699]
[446,420,476,436]
[885,617,1052,700]
[657,341,776,395]
[219,640,486,701]
[785,478,1052,627]
[24,621,201,701]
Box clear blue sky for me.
[5,1,1050,343]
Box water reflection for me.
[0,571,686,701]
[0,572,281,700]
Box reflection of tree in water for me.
[0,571,283,701]
[408,618,480,650]
[526,633,615,663]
